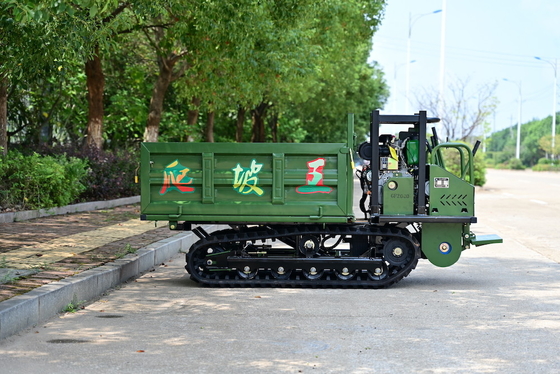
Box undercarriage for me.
[186,223,420,288]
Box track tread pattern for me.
[186,224,420,289]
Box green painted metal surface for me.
[382,176,414,215]
[428,165,474,217]
[421,222,464,267]
[469,234,503,246]
[140,119,355,224]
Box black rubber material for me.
[185,224,420,289]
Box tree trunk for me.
[251,102,269,142]
[236,106,246,142]
[205,111,215,142]
[144,58,174,142]
[0,76,7,156]
[85,45,105,150]
[185,97,201,142]
[187,96,201,126]
[269,113,278,143]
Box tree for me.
[1,1,78,154]
[2,0,390,150]
[416,77,498,141]
[141,20,188,143]
[0,76,7,155]
[78,2,163,149]
[538,134,560,159]
[1,1,132,151]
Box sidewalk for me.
[0,199,178,302]
[0,198,216,340]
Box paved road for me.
[477,168,560,263]
[0,169,559,373]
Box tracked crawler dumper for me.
[140,111,502,288]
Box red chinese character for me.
[160,160,194,195]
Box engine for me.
[356,130,419,218]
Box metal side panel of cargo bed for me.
[140,142,355,224]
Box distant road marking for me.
[530,199,548,205]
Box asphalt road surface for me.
[0,169,559,373]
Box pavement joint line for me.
[0,196,141,223]
[2,219,162,268]
[0,223,227,340]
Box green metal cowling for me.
[431,142,475,184]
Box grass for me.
[1,270,18,284]
[115,243,137,259]
[62,300,84,313]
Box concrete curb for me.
[0,224,222,340]
[0,196,141,223]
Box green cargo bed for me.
[140,123,355,225]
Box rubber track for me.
[186,224,420,289]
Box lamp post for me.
[534,57,557,160]
[393,60,415,113]
[503,78,522,159]
[405,9,442,113]
[438,0,447,119]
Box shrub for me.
[78,147,140,201]
[33,145,140,202]
[537,157,552,165]
[508,158,525,170]
[0,151,88,210]
[532,163,560,172]
[441,143,486,186]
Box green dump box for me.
[140,125,355,225]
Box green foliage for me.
[532,157,560,171]
[507,158,525,170]
[62,299,84,313]
[3,0,389,152]
[0,147,140,210]
[441,143,487,186]
[79,148,140,201]
[0,150,88,210]
[36,146,140,201]
[532,163,560,172]
[538,134,560,156]
[116,243,137,258]
[7,61,88,147]
[489,114,560,167]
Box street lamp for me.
[503,78,522,159]
[438,0,447,119]
[405,9,442,113]
[534,56,557,160]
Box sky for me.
[369,0,560,136]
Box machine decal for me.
[232,159,264,196]
[296,158,333,194]
[160,160,194,195]
[434,177,450,188]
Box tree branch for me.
[102,2,131,25]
